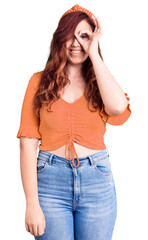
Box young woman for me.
[16,4,131,240]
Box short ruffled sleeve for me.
[99,93,132,125]
[16,73,41,139]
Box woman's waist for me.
[42,142,106,158]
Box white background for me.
[0,0,148,239]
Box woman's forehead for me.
[75,20,92,32]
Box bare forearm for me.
[89,52,128,116]
[20,142,39,205]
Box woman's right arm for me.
[20,137,46,237]
[16,73,45,236]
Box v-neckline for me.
[59,93,85,105]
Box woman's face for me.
[65,19,93,65]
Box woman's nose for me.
[71,36,80,46]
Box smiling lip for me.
[69,49,84,54]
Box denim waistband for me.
[37,148,109,168]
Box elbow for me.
[116,100,129,115]
[104,101,128,116]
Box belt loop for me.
[87,155,94,166]
[48,153,54,165]
[106,147,109,156]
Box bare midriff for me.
[46,142,103,159]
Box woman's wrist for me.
[89,51,102,62]
[26,198,40,206]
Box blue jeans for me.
[34,148,117,240]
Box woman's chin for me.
[67,54,88,64]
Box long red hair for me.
[34,11,104,117]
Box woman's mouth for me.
[69,49,84,54]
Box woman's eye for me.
[81,35,88,39]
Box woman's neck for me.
[66,63,83,81]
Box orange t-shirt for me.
[16,72,132,167]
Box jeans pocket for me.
[94,156,112,176]
[37,158,48,173]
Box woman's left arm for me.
[75,16,128,116]
[89,52,128,116]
